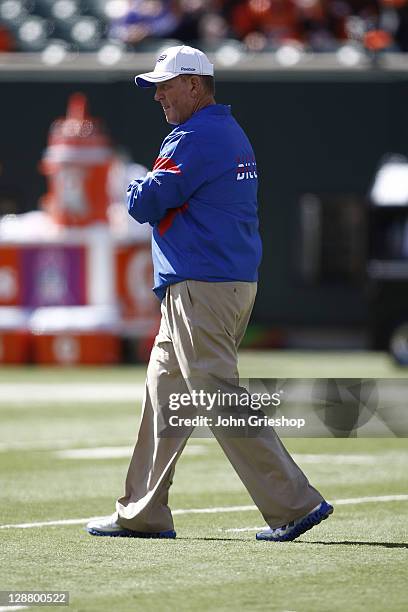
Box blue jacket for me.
[127,104,262,300]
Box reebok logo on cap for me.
[134,45,214,88]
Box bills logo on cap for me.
[157,54,167,62]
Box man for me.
[87,45,333,541]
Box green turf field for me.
[0,351,407,611]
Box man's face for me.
[154,76,196,125]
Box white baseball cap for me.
[135,45,214,88]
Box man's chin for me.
[162,109,178,125]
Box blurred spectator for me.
[226,0,363,51]
[109,0,182,46]
[382,0,408,50]
[175,0,215,44]
[230,0,301,48]
[296,0,338,51]
[197,8,230,49]
[1,0,408,52]
[0,23,14,52]
[336,1,379,41]
[108,0,229,48]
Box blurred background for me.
[1,0,408,367]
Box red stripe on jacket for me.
[158,202,189,236]
[153,157,182,174]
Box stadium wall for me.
[1,62,408,331]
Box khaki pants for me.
[116,280,322,532]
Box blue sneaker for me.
[256,500,333,542]
[86,514,176,538]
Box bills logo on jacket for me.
[236,157,258,181]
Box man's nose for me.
[154,89,163,102]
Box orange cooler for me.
[0,246,21,306]
[40,93,113,227]
[0,308,30,364]
[30,306,120,365]
[33,333,119,365]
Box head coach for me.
[87,45,333,541]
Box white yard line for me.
[0,379,406,407]
[0,435,387,464]
[0,439,129,452]
[0,442,209,455]
[55,447,133,459]
[55,445,208,459]
[0,440,382,464]
[0,607,30,611]
[173,505,256,515]
[0,517,104,529]
[53,449,374,462]
[2,381,407,404]
[223,494,408,532]
[1,495,407,531]
[292,454,375,464]
[0,507,257,530]
[0,383,145,404]
[333,494,408,505]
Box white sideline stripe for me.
[0,607,30,611]
[292,454,375,464]
[0,507,257,530]
[0,437,381,464]
[0,441,379,463]
[55,445,208,459]
[56,447,132,459]
[224,494,408,532]
[333,494,408,505]
[173,505,255,515]
[1,495,407,531]
[54,450,374,462]
[0,439,131,452]
[0,383,145,404]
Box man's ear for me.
[190,75,201,97]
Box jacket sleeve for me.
[127,132,207,224]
